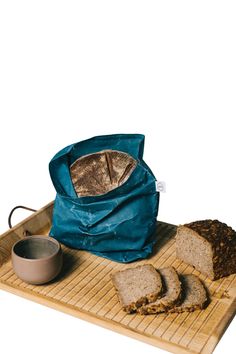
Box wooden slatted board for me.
[0,201,236,354]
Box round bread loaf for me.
[70,149,137,197]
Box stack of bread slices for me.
[111,264,208,314]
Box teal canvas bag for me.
[49,134,159,262]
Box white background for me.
[0,1,235,353]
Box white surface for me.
[0,1,236,353]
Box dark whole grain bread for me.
[168,274,208,313]
[111,264,162,313]
[138,267,182,314]
[70,149,137,197]
[176,219,236,280]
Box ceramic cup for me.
[12,235,63,285]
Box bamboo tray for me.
[0,202,236,354]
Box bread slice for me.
[176,220,236,280]
[168,274,208,313]
[138,267,182,314]
[111,264,162,313]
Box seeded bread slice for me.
[168,274,208,313]
[138,267,182,314]
[111,264,162,313]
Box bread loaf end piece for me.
[176,220,236,280]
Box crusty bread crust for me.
[70,149,137,197]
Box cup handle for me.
[8,206,37,233]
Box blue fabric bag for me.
[49,134,159,262]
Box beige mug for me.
[9,205,63,285]
[12,235,63,285]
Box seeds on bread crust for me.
[176,220,236,280]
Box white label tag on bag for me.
[156,180,166,193]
